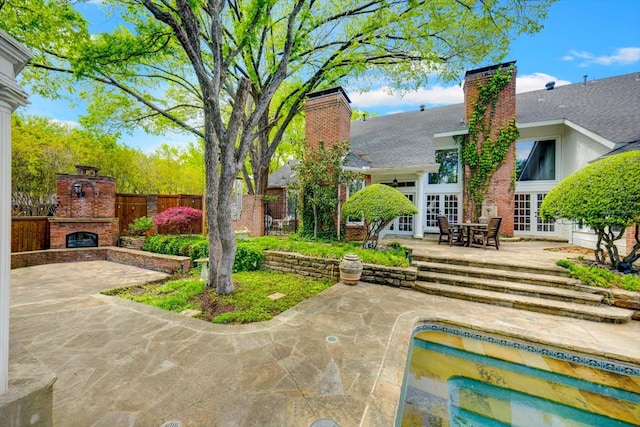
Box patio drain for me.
[326,335,338,343]
[310,418,340,427]
[160,421,182,427]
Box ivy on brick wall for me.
[458,64,519,220]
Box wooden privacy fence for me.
[116,193,203,234]
[11,217,50,252]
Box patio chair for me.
[437,215,463,246]
[470,217,502,250]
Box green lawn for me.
[102,269,333,324]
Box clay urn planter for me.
[339,253,363,285]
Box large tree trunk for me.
[216,168,236,295]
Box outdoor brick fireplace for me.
[49,166,119,249]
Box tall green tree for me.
[1,0,554,294]
[293,141,354,240]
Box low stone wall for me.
[107,247,191,273]
[361,263,417,288]
[262,250,417,287]
[11,247,190,274]
[11,248,107,269]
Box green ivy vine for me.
[458,64,520,219]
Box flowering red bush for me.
[153,206,203,234]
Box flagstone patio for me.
[8,241,640,426]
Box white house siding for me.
[514,124,614,243]
[572,229,627,256]
[559,126,610,178]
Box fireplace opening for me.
[66,232,98,248]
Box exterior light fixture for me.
[393,177,398,188]
[72,182,85,198]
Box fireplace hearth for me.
[66,232,98,248]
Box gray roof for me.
[267,159,299,188]
[350,104,465,168]
[348,72,640,168]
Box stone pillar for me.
[0,30,31,395]
[413,172,426,238]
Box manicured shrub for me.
[189,240,209,260]
[540,151,640,268]
[153,206,203,234]
[341,184,418,248]
[233,241,264,272]
[143,234,207,260]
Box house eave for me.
[518,119,617,149]
[434,129,468,139]
[343,164,439,175]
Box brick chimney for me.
[304,87,352,151]
[49,165,119,249]
[463,62,517,236]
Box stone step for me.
[412,253,569,278]
[416,271,603,305]
[414,261,582,290]
[414,281,634,323]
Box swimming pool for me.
[397,324,640,426]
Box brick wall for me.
[56,174,116,218]
[262,250,417,287]
[52,167,121,247]
[49,218,119,249]
[304,87,351,151]
[232,194,264,237]
[463,63,517,236]
[626,225,638,256]
[11,247,190,274]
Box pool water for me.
[398,324,640,426]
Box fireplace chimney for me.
[304,87,352,152]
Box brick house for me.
[301,62,640,253]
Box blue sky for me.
[19,0,640,153]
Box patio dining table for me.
[452,222,488,247]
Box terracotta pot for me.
[339,253,363,285]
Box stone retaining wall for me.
[263,250,417,287]
[11,247,190,274]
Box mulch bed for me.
[196,289,236,321]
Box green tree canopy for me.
[1,0,554,294]
[342,183,418,248]
[539,151,640,267]
[11,114,205,205]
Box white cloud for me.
[515,73,571,94]
[562,47,640,67]
[594,47,640,65]
[48,118,80,128]
[349,85,463,110]
[350,72,572,111]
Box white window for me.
[429,148,459,184]
[516,140,556,181]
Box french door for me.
[514,192,555,235]
[425,193,460,232]
[388,192,415,235]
